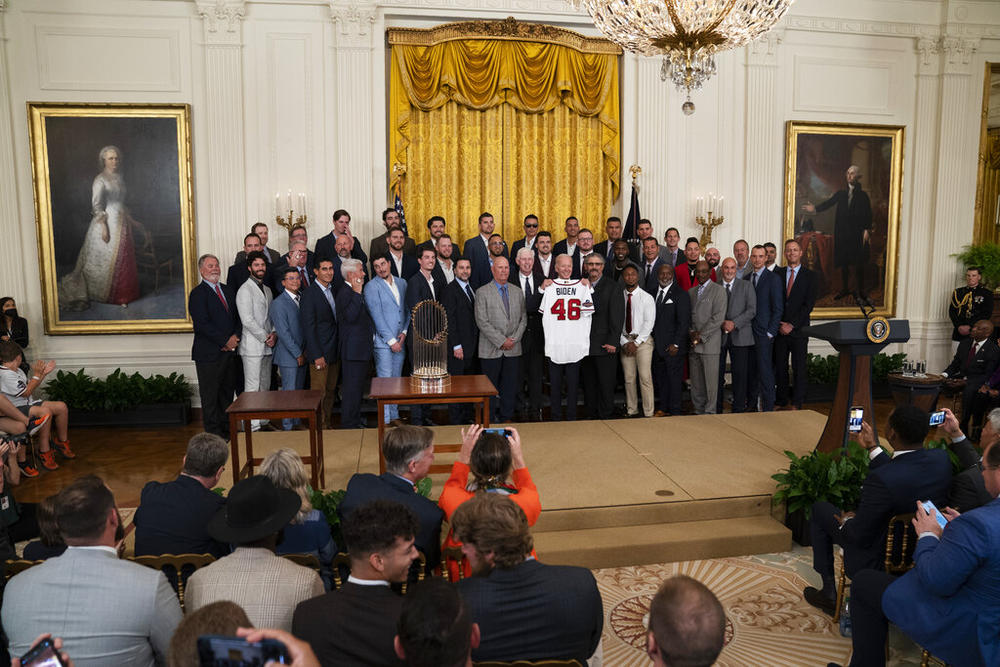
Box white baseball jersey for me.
[539,279,595,364]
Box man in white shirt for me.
[435,234,457,283]
[365,256,409,425]
[235,251,277,431]
[620,265,656,417]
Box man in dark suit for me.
[774,239,818,410]
[189,254,241,440]
[582,254,625,419]
[293,499,417,666]
[802,406,953,615]
[274,225,314,279]
[369,207,416,269]
[338,426,444,571]
[595,216,638,265]
[329,233,370,293]
[651,263,690,416]
[405,247,447,425]
[552,216,581,263]
[443,258,479,424]
[662,227,683,267]
[746,245,783,412]
[299,258,339,428]
[640,238,667,295]
[336,258,373,429]
[936,407,994,512]
[802,164,872,299]
[314,209,368,267]
[453,494,603,664]
[646,576,726,667]
[509,214,540,259]
[233,222,281,266]
[463,212,507,290]
[228,232,274,290]
[941,319,1000,433]
[134,432,229,558]
[513,247,545,422]
[607,239,641,282]
[271,239,312,294]
[531,231,557,282]
[415,215,452,258]
[384,227,420,282]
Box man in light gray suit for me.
[474,256,526,422]
[236,251,277,431]
[2,475,182,666]
[688,260,728,415]
[716,257,757,413]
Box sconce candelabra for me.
[695,193,724,249]
[274,189,308,233]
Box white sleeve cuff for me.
[868,447,882,460]
[387,337,398,346]
[917,532,940,541]
[453,345,462,352]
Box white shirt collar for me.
[67,545,117,555]
[347,575,391,587]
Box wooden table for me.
[369,375,497,474]
[226,390,325,488]
[888,372,944,414]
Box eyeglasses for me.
[977,461,999,471]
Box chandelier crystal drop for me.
[571,0,794,113]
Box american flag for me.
[623,183,641,252]
[394,190,408,237]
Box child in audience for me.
[0,393,48,478]
[0,341,72,471]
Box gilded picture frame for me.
[28,102,196,334]
[783,121,904,319]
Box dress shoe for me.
[803,586,836,615]
[291,424,309,431]
[653,410,668,417]
[259,422,279,432]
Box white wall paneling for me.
[0,0,998,400]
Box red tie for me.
[214,284,229,312]
[625,292,633,334]
[786,268,795,297]
[968,341,979,365]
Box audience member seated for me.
[2,475,182,666]
[452,493,603,664]
[259,448,336,588]
[394,578,479,667]
[803,406,952,615]
[646,575,726,667]
[338,425,444,572]
[0,435,38,562]
[939,407,995,512]
[186,475,324,631]
[133,432,229,558]
[22,494,66,561]
[293,499,418,666]
[940,319,1000,434]
[237,627,321,667]
[438,424,540,579]
[0,341,73,470]
[833,440,1000,667]
[167,600,252,667]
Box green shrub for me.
[772,442,871,518]
[43,368,191,411]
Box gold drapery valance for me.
[388,20,621,204]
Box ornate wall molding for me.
[329,0,377,45]
[785,15,941,39]
[941,35,980,75]
[387,17,620,53]
[196,0,246,44]
[746,28,783,67]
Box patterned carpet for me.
[594,546,926,666]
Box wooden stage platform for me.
[221,410,829,568]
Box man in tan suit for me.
[474,257,526,423]
[688,261,727,415]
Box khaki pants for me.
[309,360,340,428]
[621,337,655,417]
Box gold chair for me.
[833,513,915,623]
[441,545,466,582]
[474,660,584,667]
[130,553,216,611]
[3,559,43,582]
[328,550,427,593]
[280,552,321,575]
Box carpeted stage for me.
[242,410,831,568]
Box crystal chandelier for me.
[570,0,794,114]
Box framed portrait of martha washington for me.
[27,102,196,334]
[783,121,904,319]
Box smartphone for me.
[929,410,946,426]
[848,406,864,432]
[483,428,512,438]
[196,635,290,666]
[20,638,68,667]
[920,500,949,530]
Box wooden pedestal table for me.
[888,372,944,414]
[226,390,325,488]
[369,375,498,474]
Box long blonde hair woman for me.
[259,448,313,524]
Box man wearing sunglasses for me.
[510,214,541,259]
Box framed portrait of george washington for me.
[27,102,196,334]
[783,121,904,319]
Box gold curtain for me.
[976,128,1000,244]
[388,23,620,246]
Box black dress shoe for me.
[803,586,836,615]
[259,422,279,432]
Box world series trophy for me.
[410,300,451,392]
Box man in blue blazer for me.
[745,244,783,412]
[774,239,818,410]
[463,212,508,289]
[189,254,241,440]
[336,259,374,429]
[299,258,339,428]
[365,257,410,426]
[832,408,1000,667]
[803,406,953,616]
[338,425,444,572]
[270,267,307,430]
[651,263,690,416]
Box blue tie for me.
[465,284,475,303]
[322,286,336,320]
[500,284,509,317]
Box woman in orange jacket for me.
[438,424,540,579]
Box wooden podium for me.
[802,319,909,453]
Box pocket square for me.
[665,298,674,304]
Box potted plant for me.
[804,352,904,403]
[953,242,1000,290]
[771,442,870,545]
[43,368,192,426]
